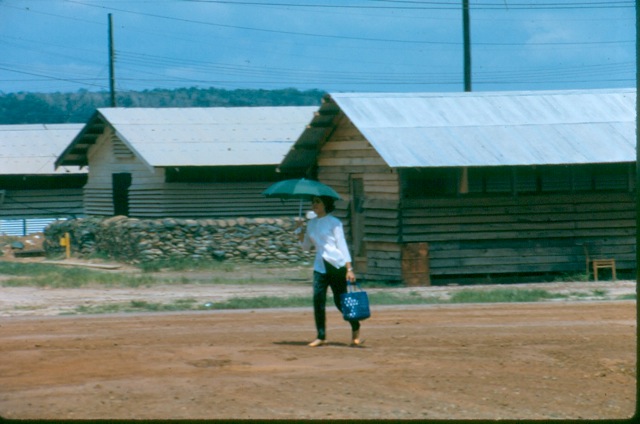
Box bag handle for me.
[346,282,363,292]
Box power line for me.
[62,0,634,46]
[181,0,634,10]
[0,1,634,93]
[0,65,108,90]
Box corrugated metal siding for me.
[82,187,114,216]
[329,89,636,168]
[0,218,66,236]
[0,188,84,219]
[0,124,86,175]
[128,182,302,219]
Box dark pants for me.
[313,261,360,340]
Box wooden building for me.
[0,124,86,235]
[55,106,317,218]
[280,89,637,284]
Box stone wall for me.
[43,216,313,264]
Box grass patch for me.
[448,288,565,303]
[567,291,592,298]
[2,261,633,316]
[71,303,130,315]
[0,261,63,277]
[73,298,201,314]
[67,288,579,316]
[71,296,311,314]
[0,261,157,288]
[358,280,405,289]
[0,260,309,288]
[206,296,311,310]
[138,258,237,273]
[551,272,590,282]
[0,260,274,288]
[368,291,441,305]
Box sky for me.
[0,0,636,95]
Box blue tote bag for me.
[340,283,371,321]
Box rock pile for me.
[44,216,312,264]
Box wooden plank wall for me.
[402,192,636,278]
[317,115,403,281]
[83,187,115,216]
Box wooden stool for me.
[592,259,616,281]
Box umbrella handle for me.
[294,199,306,236]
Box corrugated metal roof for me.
[0,124,86,175]
[80,106,318,168]
[329,89,636,167]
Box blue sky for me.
[0,0,635,94]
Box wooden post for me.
[59,232,71,259]
[462,0,472,92]
[108,13,116,107]
[634,0,639,409]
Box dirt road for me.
[0,300,636,420]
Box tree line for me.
[0,87,326,124]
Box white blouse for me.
[301,214,352,273]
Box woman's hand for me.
[346,267,356,283]
[295,221,304,242]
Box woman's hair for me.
[319,196,336,213]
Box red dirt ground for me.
[0,300,636,420]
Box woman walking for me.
[298,195,362,347]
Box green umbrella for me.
[263,178,341,217]
[262,178,341,200]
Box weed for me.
[2,261,633,317]
[138,258,236,273]
[209,296,311,310]
[449,288,564,303]
[368,291,440,305]
[568,291,590,298]
[73,298,201,314]
[551,273,590,283]
[0,261,157,288]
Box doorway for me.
[112,173,132,216]
[350,175,366,271]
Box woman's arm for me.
[298,220,312,251]
[334,222,351,262]
[334,222,356,282]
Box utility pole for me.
[636,0,639,285]
[634,0,639,319]
[635,0,639,409]
[462,0,472,92]
[108,13,117,107]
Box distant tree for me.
[0,93,66,124]
[0,87,325,124]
